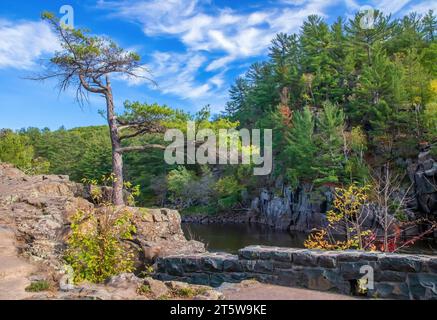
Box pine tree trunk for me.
[105,86,124,206]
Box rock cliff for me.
[0,163,206,299]
[409,148,437,216]
[248,151,437,233]
[0,163,204,270]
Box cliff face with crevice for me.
[410,149,437,216]
[248,151,437,234]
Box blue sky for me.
[0,0,435,130]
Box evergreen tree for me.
[422,10,437,42]
[314,102,345,184]
[285,107,317,187]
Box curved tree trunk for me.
[105,81,124,206]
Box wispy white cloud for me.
[99,0,334,59]
[151,51,211,99]
[97,0,337,105]
[402,0,437,15]
[371,0,411,15]
[0,20,60,70]
[98,0,433,108]
[123,51,214,99]
[346,0,433,16]
[144,50,228,110]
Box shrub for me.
[214,176,241,198]
[167,166,194,198]
[167,166,215,208]
[64,205,137,283]
[213,176,242,210]
[25,280,50,292]
[138,284,151,295]
[175,287,197,298]
[304,184,375,251]
[81,174,141,206]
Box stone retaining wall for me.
[155,246,437,300]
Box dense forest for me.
[1,9,436,222]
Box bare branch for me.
[116,144,167,153]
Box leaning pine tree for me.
[32,12,173,205]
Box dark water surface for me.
[182,223,311,254]
[182,223,437,255]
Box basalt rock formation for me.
[409,148,437,216]
[248,185,332,232]
[248,151,437,233]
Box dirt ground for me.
[219,280,357,300]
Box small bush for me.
[138,284,151,295]
[214,176,241,198]
[25,280,50,292]
[167,167,195,199]
[173,287,208,298]
[64,205,136,284]
[175,287,197,298]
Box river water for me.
[182,223,437,255]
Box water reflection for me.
[183,223,307,254]
[182,223,437,255]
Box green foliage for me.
[423,80,437,139]
[314,102,345,183]
[25,280,50,292]
[81,174,141,206]
[0,131,35,170]
[119,101,177,129]
[19,126,111,181]
[217,193,240,210]
[173,287,204,298]
[42,11,142,85]
[226,8,436,193]
[283,102,363,187]
[424,102,437,137]
[138,284,152,295]
[167,166,195,199]
[214,176,242,198]
[4,8,435,218]
[64,206,137,284]
[285,107,317,186]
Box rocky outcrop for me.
[250,150,437,232]
[128,207,205,269]
[156,245,437,300]
[181,213,249,224]
[182,185,333,232]
[0,163,205,299]
[0,163,92,269]
[409,149,437,216]
[182,185,375,234]
[248,185,333,232]
[0,163,204,269]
